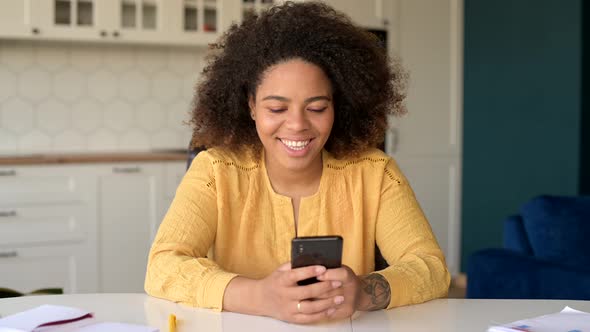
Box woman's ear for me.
[248,96,256,120]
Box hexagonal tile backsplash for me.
[0,40,201,155]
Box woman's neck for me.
[264,151,324,198]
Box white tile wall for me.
[0,40,203,155]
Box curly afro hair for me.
[190,1,407,158]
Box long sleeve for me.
[144,152,238,311]
[373,160,451,309]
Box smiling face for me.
[249,59,334,174]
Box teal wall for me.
[462,0,582,271]
[582,1,590,195]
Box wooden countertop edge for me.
[0,152,187,165]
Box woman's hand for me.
[315,265,362,319]
[317,266,391,313]
[254,263,345,324]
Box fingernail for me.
[327,308,336,316]
[315,266,326,274]
[332,281,342,288]
[334,296,344,304]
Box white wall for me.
[0,41,203,155]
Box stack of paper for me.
[488,306,590,332]
[0,305,158,332]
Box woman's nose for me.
[285,109,310,131]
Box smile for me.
[279,138,311,151]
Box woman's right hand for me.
[255,263,344,324]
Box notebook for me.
[0,305,158,332]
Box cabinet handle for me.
[113,166,141,174]
[112,31,120,37]
[31,27,40,35]
[100,30,107,37]
[0,169,16,176]
[0,210,17,218]
[0,251,18,258]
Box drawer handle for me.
[0,251,18,258]
[0,170,16,176]
[113,166,141,174]
[0,210,16,218]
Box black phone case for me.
[291,236,343,285]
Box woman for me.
[145,1,450,324]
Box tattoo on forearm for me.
[360,274,391,310]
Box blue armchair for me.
[466,195,590,300]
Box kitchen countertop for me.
[0,151,188,165]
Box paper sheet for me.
[0,305,158,332]
[488,306,590,332]
[0,305,91,331]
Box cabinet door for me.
[158,161,186,228]
[0,244,98,294]
[29,0,106,41]
[0,0,29,38]
[0,204,89,246]
[0,165,95,206]
[98,163,162,293]
[109,0,167,43]
[320,0,386,29]
[385,0,463,275]
[159,0,221,46]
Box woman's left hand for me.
[315,264,362,319]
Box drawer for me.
[0,243,98,294]
[0,166,94,206]
[0,204,90,246]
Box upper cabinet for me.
[28,0,117,41]
[320,0,388,29]
[0,0,230,46]
[0,0,388,46]
[162,0,222,45]
[0,0,29,38]
[240,0,275,22]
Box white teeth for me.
[281,139,310,150]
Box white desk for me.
[1,294,589,331]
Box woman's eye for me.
[308,107,327,113]
[269,108,286,113]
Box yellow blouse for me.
[145,148,450,311]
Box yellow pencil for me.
[168,313,177,332]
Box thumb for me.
[277,262,292,272]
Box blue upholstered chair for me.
[466,195,590,300]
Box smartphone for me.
[291,236,343,285]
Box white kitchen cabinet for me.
[0,164,98,294]
[96,163,162,293]
[0,0,232,46]
[320,0,388,29]
[0,0,29,39]
[27,0,165,43]
[231,0,387,29]
[0,160,187,294]
[0,243,97,294]
[159,161,186,223]
[160,0,222,46]
[99,0,167,44]
[236,0,275,22]
[27,0,106,41]
[384,0,463,275]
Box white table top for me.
[1,293,589,331]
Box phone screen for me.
[291,236,343,285]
